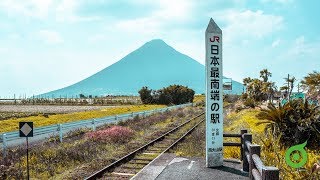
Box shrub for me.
[243,98,256,108]
[256,99,320,149]
[117,120,126,126]
[138,87,153,104]
[85,126,135,144]
[196,100,205,107]
[177,111,185,118]
[224,94,240,103]
[241,93,248,100]
[138,85,195,105]
[235,105,245,113]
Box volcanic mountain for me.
[40,39,244,97]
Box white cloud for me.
[112,0,194,34]
[155,0,194,20]
[0,0,99,22]
[129,0,194,20]
[114,17,162,34]
[55,0,101,22]
[7,33,21,40]
[56,0,76,12]
[261,0,294,4]
[212,10,284,43]
[271,36,320,89]
[1,0,313,97]
[88,34,108,43]
[55,0,77,21]
[294,36,305,45]
[272,39,281,47]
[0,0,53,19]
[286,36,320,57]
[38,30,64,44]
[0,47,9,53]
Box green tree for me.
[243,69,277,103]
[262,82,277,103]
[138,87,153,104]
[243,77,253,86]
[139,85,194,105]
[283,75,296,100]
[79,94,86,98]
[301,71,320,101]
[158,85,195,105]
[260,69,272,82]
[245,78,265,101]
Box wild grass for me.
[193,95,205,104]
[225,109,320,179]
[0,106,203,179]
[172,122,205,157]
[0,105,164,133]
[172,108,320,179]
[0,112,42,121]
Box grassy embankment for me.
[173,108,320,179]
[193,95,205,103]
[0,106,203,179]
[0,105,164,133]
[0,112,40,121]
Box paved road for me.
[133,153,248,180]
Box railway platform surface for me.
[132,153,248,180]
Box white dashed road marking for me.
[187,161,195,170]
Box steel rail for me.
[85,112,205,180]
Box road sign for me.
[205,18,223,167]
[19,121,33,180]
[223,78,232,91]
[19,122,33,137]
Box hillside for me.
[40,39,244,97]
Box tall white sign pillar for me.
[205,18,223,167]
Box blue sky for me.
[0,0,319,97]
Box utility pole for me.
[287,74,290,100]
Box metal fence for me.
[0,103,193,157]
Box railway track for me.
[85,112,205,180]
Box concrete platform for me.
[132,153,248,180]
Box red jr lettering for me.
[210,36,220,43]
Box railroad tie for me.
[128,161,150,165]
[111,172,135,176]
[141,152,157,156]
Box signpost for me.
[205,18,223,167]
[19,122,33,180]
[223,78,232,91]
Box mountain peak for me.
[39,38,244,97]
[147,39,166,44]
[140,39,172,50]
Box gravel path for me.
[0,105,117,113]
